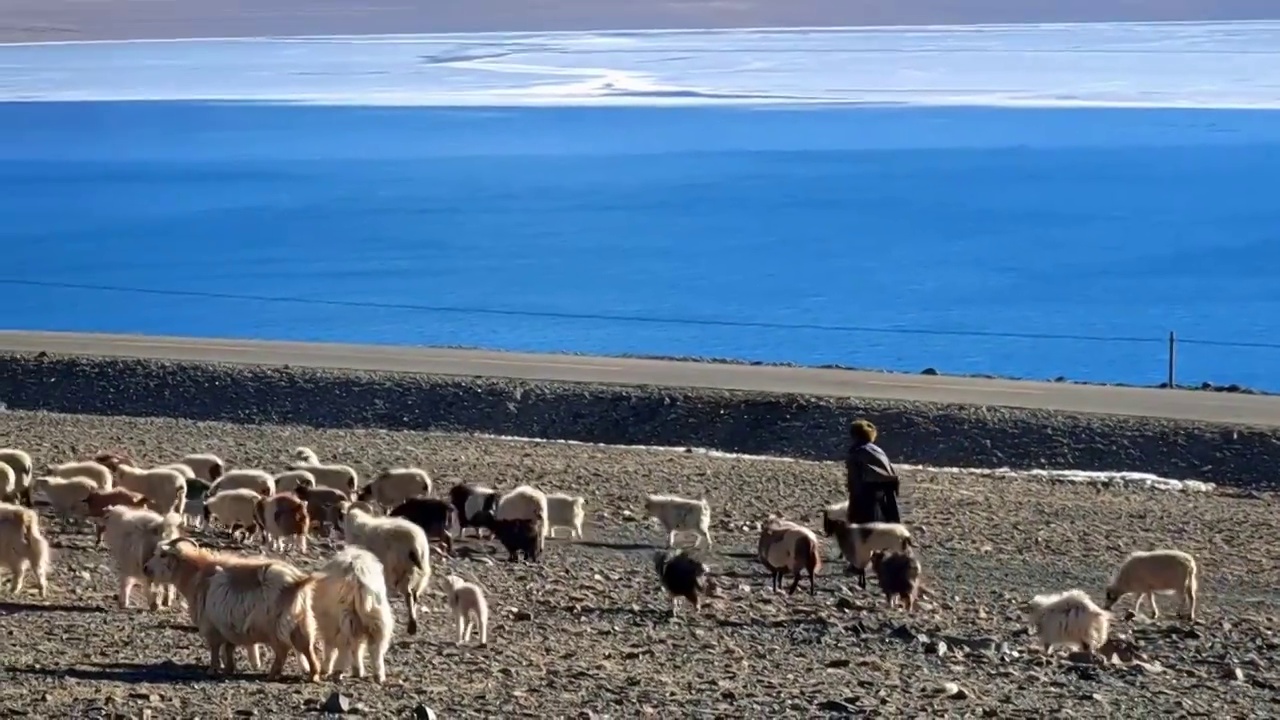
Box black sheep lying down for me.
[653,549,715,618]
[389,497,456,554]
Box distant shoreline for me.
[4,0,1279,44]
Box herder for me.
[844,419,902,524]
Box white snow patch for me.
[473,432,1216,493]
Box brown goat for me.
[255,493,311,553]
[870,549,922,612]
[92,452,132,472]
[83,488,151,544]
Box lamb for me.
[102,505,183,610]
[31,475,98,521]
[0,463,14,505]
[208,469,276,498]
[388,498,455,554]
[203,488,266,542]
[1103,549,1198,622]
[1021,589,1111,655]
[447,482,498,538]
[255,493,311,553]
[644,494,713,549]
[653,549,714,618]
[110,463,187,516]
[0,502,50,597]
[338,503,431,635]
[296,485,352,535]
[312,546,395,682]
[442,574,489,647]
[45,460,113,490]
[177,453,226,483]
[143,537,272,671]
[488,518,543,562]
[828,518,913,589]
[358,467,432,509]
[286,449,357,495]
[545,493,586,540]
[82,487,151,544]
[870,550,921,611]
[274,469,316,494]
[0,449,33,505]
[181,477,213,528]
[757,517,822,596]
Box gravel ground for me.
[1,409,1278,719]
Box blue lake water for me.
[3,24,1280,389]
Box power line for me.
[0,276,1275,350]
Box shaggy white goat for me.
[0,449,33,503]
[757,517,823,595]
[442,574,489,647]
[0,502,50,597]
[208,469,276,498]
[287,447,357,494]
[358,468,432,508]
[203,488,266,543]
[102,505,182,610]
[46,460,113,490]
[0,463,15,504]
[313,546,395,682]
[203,560,320,679]
[178,453,226,483]
[32,475,98,520]
[1103,549,1198,621]
[274,470,316,494]
[292,447,321,464]
[644,494,713,548]
[544,493,586,540]
[339,504,431,636]
[113,464,187,515]
[1022,589,1111,655]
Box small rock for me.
[835,596,858,611]
[128,693,159,702]
[927,640,948,657]
[888,624,918,643]
[232,711,258,718]
[411,705,438,720]
[1227,666,1245,683]
[320,692,353,714]
[472,557,495,566]
[816,699,858,714]
[513,609,534,621]
[940,682,969,700]
[825,658,851,668]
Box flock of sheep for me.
[0,443,1203,685]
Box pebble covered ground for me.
[0,409,1278,719]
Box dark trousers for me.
[847,483,901,525]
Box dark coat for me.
[845,441,902,524]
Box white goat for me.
[199,559,321,680]
[0,463,14,503]
[46,460,113,490]
[1022,589,1111,654]
[821,500,849,536]
[0,502,50,597]
[208,469,275,498]
[339,504,431,636]
[289,462,358,495]
[0,449,33,503]
[102,505,182,609]
[274,470,316,494]
[544,493,586,540]
[313,547,395,682]
[203,489,265,542]
[358,468,432,508]
[178,453,226,483]
[31,475,98,520]
[113,464,187,515]
[1103,549,1198,621]
[644,494,713,548]
[443,574,489,647]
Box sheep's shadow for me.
[720,551,755,560]
[576,540,657,552]
[0,601,107,615]
[5,662,225,685]
[551,604,670,622]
